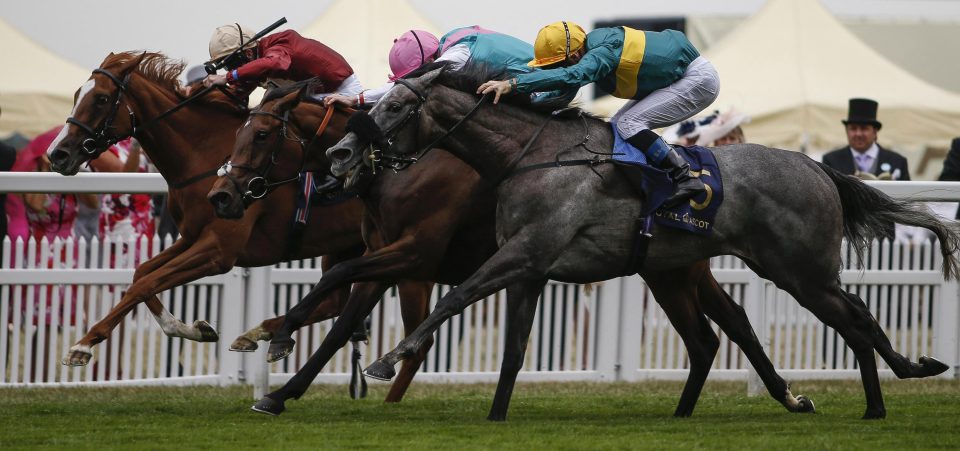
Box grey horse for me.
[326,66,958,419]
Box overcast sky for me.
[5,0,960,69]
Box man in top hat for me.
[822,98,911,180]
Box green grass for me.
[1,379,958,450]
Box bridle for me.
[66,68,135,158]
[63,66,241,188]
[217,106,336,201]
[356,78,490,173]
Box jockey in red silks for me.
[201,24,362,103]
[324,26,553,109]
[479,21,720,207]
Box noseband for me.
[65,68,136,158]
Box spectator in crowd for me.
[15,126,99,247]
[937,137,960,219]
[696,108,750,146]
[92,138,155,250]
[0,109,17,252]
[822,98,911,180]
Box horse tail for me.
[816,161,960,280]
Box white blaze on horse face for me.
[47,79,97,155]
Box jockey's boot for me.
[659,147,706,208]
[626,129,705,208]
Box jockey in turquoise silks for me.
[325,26,569,108]
[478,21,720,207]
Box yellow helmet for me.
[208,24,257,62]
[529,21,586,67]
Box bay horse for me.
[210,78,815,419]
[44,52,431,402]
[326,65,958,419]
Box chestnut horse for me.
[209,79,814,419]
[45,52,430,401]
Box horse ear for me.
[417,67,445,87]
[121,52,148,75]
[275,87,303,113]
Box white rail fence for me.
[1,174,958,393]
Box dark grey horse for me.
[326,66,958,419]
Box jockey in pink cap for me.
[325,26,537,109]
[388,29,441,81]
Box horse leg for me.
[842,292,949,379]
[130,238,219,342]
[694,268,814,413]
[268,236,424,362]
[366,238,542,381]
[384,280,436,403]
[645,266,719,417]
[230,253,357,352]
[252,281,391,416]
[487,278,546,421]
[773,280,888,419]
[64,234,239,366]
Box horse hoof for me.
[795,395,816,413]
[363,360,396,381]
[61,350,92,367]
[229,336,259,352]
[919,355,949,377]
[195,320,220,342]
[250,396,285,416]
[267,338,295,363]
[862,407,886,420]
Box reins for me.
[372,79,492,172]
[67,66,245,190]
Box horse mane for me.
[104,52,185,91]
[405,61,597,120]
[103,51,244,112]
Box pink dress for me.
[98,139,155,267]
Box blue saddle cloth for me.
[611,124,724,235]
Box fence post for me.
[246,266,272,399]
[744,272,768,395]
[616,275,645,382]
[218,267,245,386]
[934,280,960,379]
[594,278,624,381]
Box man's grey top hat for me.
[842,97,882,129]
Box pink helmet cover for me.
[389,30,440,81]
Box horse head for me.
[208,79,333,219]
[48,52,151,175]
[327,66,448,190]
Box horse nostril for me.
[329,147,353,162]
[209,191,232,209]
[50,149,69,166]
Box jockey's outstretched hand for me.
[477,79,514,104]
[203,74,228,88]
[324,94,356,108]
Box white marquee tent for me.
[588,0,960,154]
[0,17,90,138]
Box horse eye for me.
[254,130,270,141]
[388,102,402,112]
[94,94,109,105]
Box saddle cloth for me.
[610,124,724,235]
